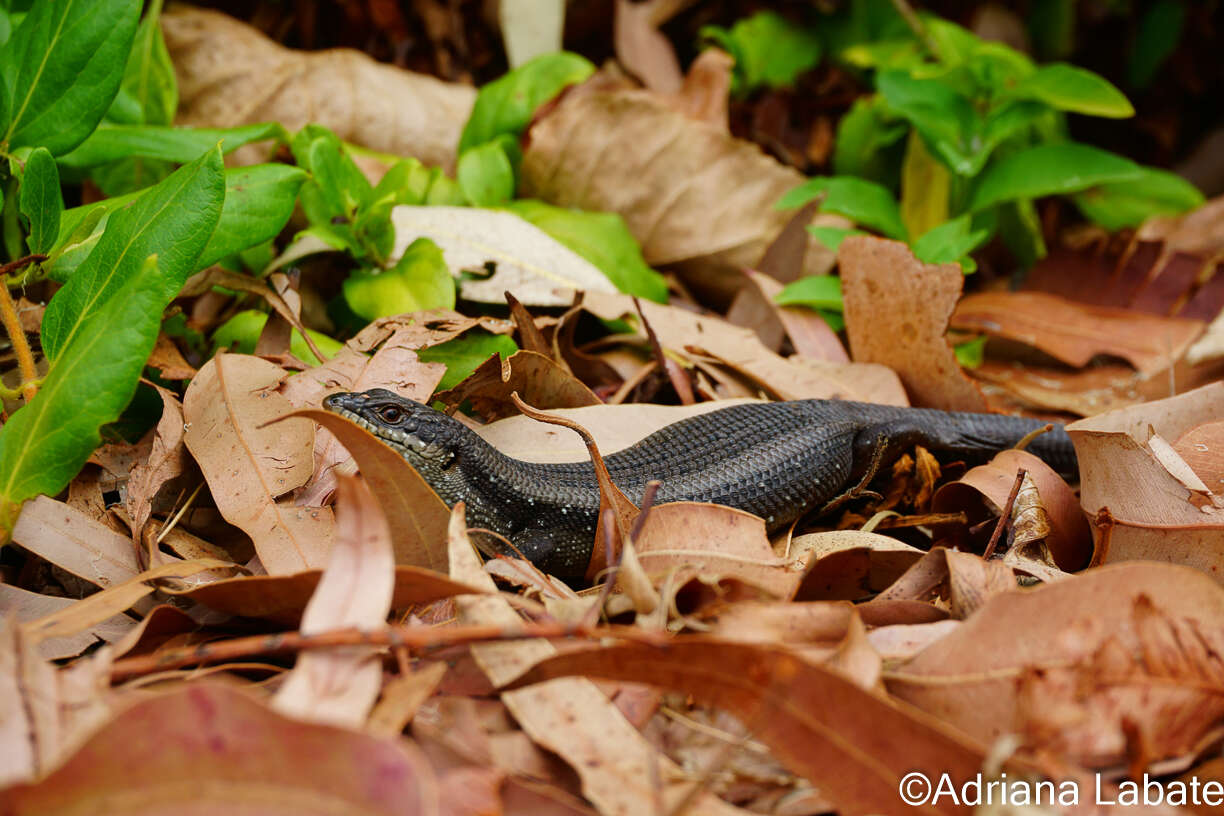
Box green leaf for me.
[967,142,1142,212]
[805,225,866,253]
[211,309,342,366]
[196,164,308,270]
[1072,167,1204,231]
[1005,64,1133,118]
[0,0,141,154]
[419,330,519,392]
[457,138,516,206]
[996,198,1045,268]
[109,0,176,126]
[699,11,822,94]
[18,147,61,255]
[954,336,986,368]
[501,199,668,302]
[832,96,907,181]
[774,274,843,312]
[911,215,990,270]
[779,176,907,241]
[1128,0,1184,90]
[291,125,373,229]
[41,148,225,361]
[876,70,977,175]
[58,122,288,170]
[342,238,456,321]
[458,52,594,153]
[1028,0,1075,61]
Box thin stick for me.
[983,468,1026,560]
[0,254,46,402]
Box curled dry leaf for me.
[162,6,474,171]
[0,585,136,661]
[509,639,1001,816]
[633,503,796,598]
[613,0,683,93]
[446,506,744,816]
[932,449,1092,572]
[951,291,1204,376]
[294,410,450,571]
[391,206,620,307]
[868,547,1017,620]
[124,385,188,542]
[435,349,601,420]
[732,269,849,362]
[274,475,393,729]
[839,236,988,412]
[183,354,333,574]
[522,84,837,288]
[888,561,1224,770]
[583,291,906,403]
[791,530,925,602]
[1067,381,1224,576]
[0,684,441,815]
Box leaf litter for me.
[4,6,1224,815]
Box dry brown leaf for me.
[435,349,601,419]
[0,620,35,786]
[932,449,1092,572]
[124,385,188,542]
[613,0,683,93]
[866,620,961,663]
[839,236,988,411]
[367,662,448,738]
[446,505,746,815]
[0,585,136,661]
[147,333,196,380]
[1137,194,1224,257]
[274,475,393,728]
[888,561,1224,769]
[744,269,849,362]
[349,310,515,354]
[183,354,333,574]
[178,566,483,627]
[12,496,141,589]
[296,409,451,571]
[1175,420,1224,493]
[634,502,797,598]
[1067,382,1224,575]
[0,684,441,814]
[583,291,906,403]
[510,638,1001,816]
[163,6,474,172]
[522,84,836,289]
[792,530,926,601]
[869,547,1017,620]
[951,291,1204,376]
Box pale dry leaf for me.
[666,47,733,126]
[522,85,836,282]
[499,0,564,67]
[274,475,393,728]
[12,496,140,589]
[0,619,35,786]
[446,505,747,815]
[614,0,683,93]
[366,662,448,738]
[183,354,334,574]
[391,206,619,306]
[163,6,474,172]
[791,530,925,601]
[0,586,136,661]
[866,620,961,663]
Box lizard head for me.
[323,388,461,470]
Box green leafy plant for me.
[699,11,823,95]
[0,0,306,533]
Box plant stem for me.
[889,0,943,62]
[0,254,47,402]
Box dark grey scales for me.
[323,389,1078,579]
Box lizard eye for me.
[377,405,404,423]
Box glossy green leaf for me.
[458,52,594,153]
[419,330,519,392]
[0,0,140,154]
[699,11,821,93]
[832,96,907,181]
[41,148,225,361]
[196,164,308,270]
[18,147,61,255]
[774,274,843,312]
[954,336,986,368]
[911,215,990,270]
[1006,64,1133,118]
[779,176,907,241]
[342,238,456,321]
[211,309,342,366]
[967,142,1142,212]
[876,71,977,175]
[1072,167,1204,231]
[107,0,176,125]
[60,122,288,170]
[292,124,372,224]
[458,139,516,206]
[502,199,667,303]
[805,225,866,253]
